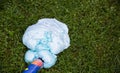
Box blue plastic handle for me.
[23,64,42,73]
[23,59,43,73]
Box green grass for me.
[0,0,120,73]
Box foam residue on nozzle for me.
[23,18,70,68]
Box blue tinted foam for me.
[23,18,70,68]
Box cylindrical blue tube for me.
[23,59,43,73]
[23,64,41,73]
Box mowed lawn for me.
[0,0,120,73]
